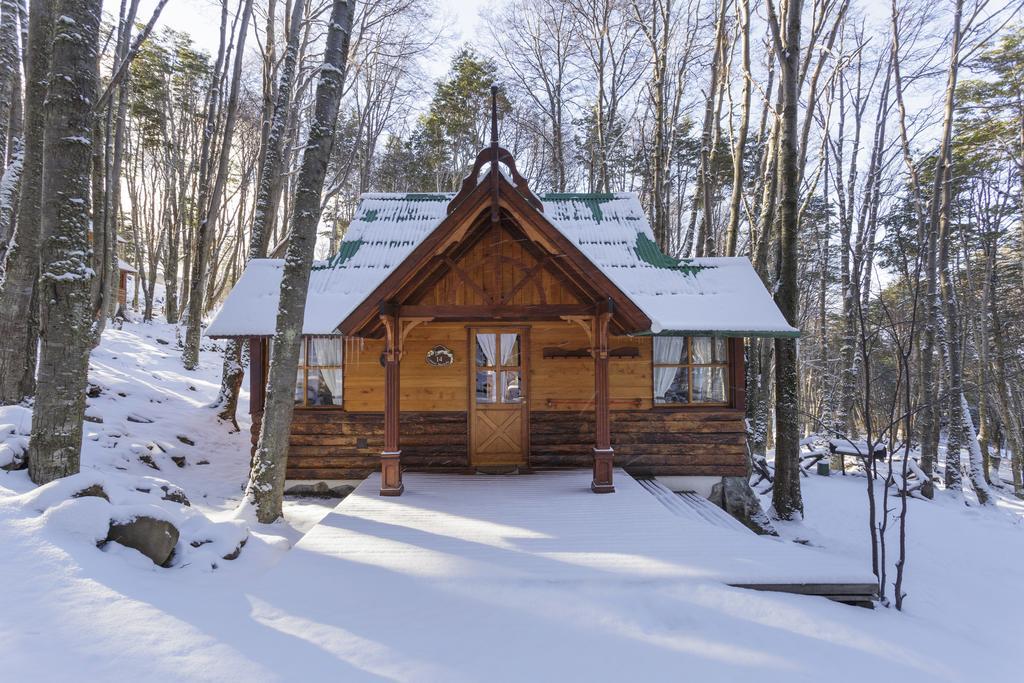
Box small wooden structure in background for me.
[209,88,798,496]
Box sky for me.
[119,0,486,75]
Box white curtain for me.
[654,368,680,401]
[653,337,686,400]
[691,337,712,364]
[654,336,686,364]
[500,333,519,365]
[477,334,497,366]
[311,336,343,399]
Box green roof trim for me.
[321,239,365,269]
[634,329,802,339]
[633,234,709,275]
[542,192,619,222]
[400,193,450,202]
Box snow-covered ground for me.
[1,321,1022,681]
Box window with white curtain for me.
[653,336,728,405]
[294,336,343,407]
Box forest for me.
[0,0,1022,604]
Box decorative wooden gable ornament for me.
[337,85,651,340]
[447,85,544,217]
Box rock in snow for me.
[713,476,778,536]
[105,516,180,566]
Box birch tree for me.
[245,0,355,523]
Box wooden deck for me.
[284,469,876,599]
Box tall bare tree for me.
[182,0,255,371]
[27,0,102,484]
[766,0,803,520]
[245,0,355,523]
[0,0,53,405]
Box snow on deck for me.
[234,470,877,680]
[280,470,873,586]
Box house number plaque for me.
[426,345,455,367]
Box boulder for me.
[283,481,355,499]
[105,516,179,566]
[222,536,248,561]
[72,484,110,501]
[0,452,27,471]
[138,454,159,470]
[160,485,190,506]
[712,476,778,536]
[170,455,187,468]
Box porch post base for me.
[591,447,615,493]
[380,451,404,496]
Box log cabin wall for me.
[253,324,749,480]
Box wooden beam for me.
[379,310,404,496]
[248,336,266,415]
[592,304,615,493]
[730,337,747,413]
[397,304,594,319]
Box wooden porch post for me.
[380,306,404,496]
[592,301,614,493]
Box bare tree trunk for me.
[27,0,101,484]
[246,0,354,523]
[0,0,53,405]
[694,0,727,257]
[767,0,803,520]
[724,0,750,257]
[0,0,20,167]
[182,0,254,371]
[214,0,306,427]
[95,0,141,333]
[919,0,967,498]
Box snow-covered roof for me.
[118,258,137,274]
[206,192,797,338]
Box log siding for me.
[258,407,748,480]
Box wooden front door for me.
[469,328,528,466]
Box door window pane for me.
[501,370,522,403]
[476,334,497,367]
[692,366,726,403]
[476,370,497,403]
[500,334,520,367]
[654,366,688,404]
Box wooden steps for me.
[636,476,878,607]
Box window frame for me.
[294,335,344,409]
[652,336,731,407]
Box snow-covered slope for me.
[1,322,1023,681]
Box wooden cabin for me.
[208,121,797,497]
